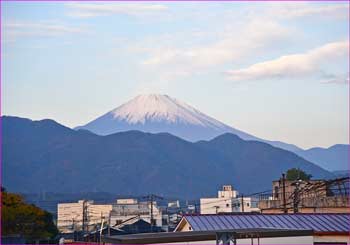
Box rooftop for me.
[102,228,313,244]
[175,213,350,234]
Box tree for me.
[1,188,58,243]
[286,168,312,181]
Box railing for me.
[259,196,350,210]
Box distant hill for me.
[2,116,332,199]
[75,94,348,171]
[75,94,301,152]
[332,170,349,178]
[295,144,349,172]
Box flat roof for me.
[102,228,313,244]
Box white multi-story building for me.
[57,200,112,233]
[200,185,260,214]
[218,185,238,198]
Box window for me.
[274,186,279,199]
[247,203,250,207]
[251,201,258,208]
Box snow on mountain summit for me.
[75,94,301,152]
[109,94,225,129]
[75,93,236,140]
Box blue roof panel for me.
[183,214,350,233]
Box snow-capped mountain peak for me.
[109,94,225,129]
[75,94,301,152]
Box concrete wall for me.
[87,204,113,224]
[200,198,233,214]
[57,201,85,233]
[314,234,350,243]
[116,199,138,205]
[57,200,112,233]
[200,197,260,214]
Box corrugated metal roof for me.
[183,214,350,233]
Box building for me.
[231,196,259,212]
[57,200,112,233]
[259,176,350,213]
[200,185,237,214]
[200,185,259,214]
[58,198,167,234]
[117,198,138,205]
[218,185,238,198]
[88,203,114,224]
[110,198,163,229]
[83,218,164,243]
[174,213,350,244]
[167,200,180,208]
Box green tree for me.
[1,188,58,243]
[286,168,312,181]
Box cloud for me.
[3,21,88,42]
[138,20,293,76]
[321,74,350,85]
[127,3,348,80]
[226,41,349,83]
[268,3,349,19]
[65,3,168,18]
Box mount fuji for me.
[75,94,301,152]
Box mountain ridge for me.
[2,116,333,199]
[295,144,349,171]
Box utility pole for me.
[99,214,105,244]
[72,218,77,241]
[82,200,89,235]
[282,173,287,213]
[82,200,86,234]
[151,195,154,230]
[241,194,244,212]
[143,194,163,232]
[196,203,200,214]
[108,212,111,236]
[72,218,75,232]
[293,180,301,213]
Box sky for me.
[1,1,349,149]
